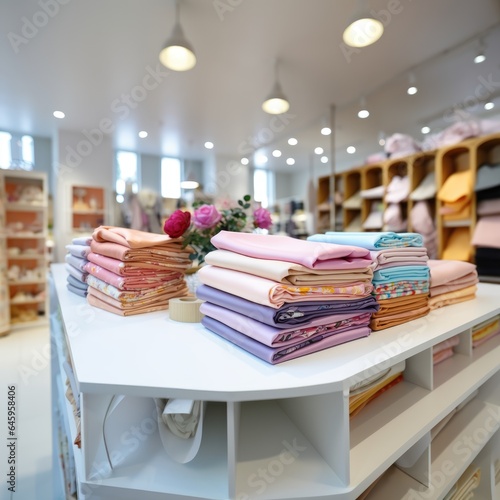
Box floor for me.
[0,324,60,500]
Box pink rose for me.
[193,205,222,229]
[163,209,191,238]
[253,207,273,230]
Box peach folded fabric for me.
[428,285,477,310]
[92,225,182,249]
[90,239,191,262]
[197,265,373,309]
[372,294,428,317]
[427,259,478,296]
[204,249,373,285]
[87,292,176,316]
[370,304,429,331]
[211,231,372,270]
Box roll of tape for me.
[169,297,204,323]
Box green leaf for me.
[243,194,251,202]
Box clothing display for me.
[383,203,407,232]
[410,201,437,259]
[360,185,385,199]
[342,191,362,209]
[384,132,421,158]
[385,175,410,203]
[442,228,471,261]
[81,226,191,315]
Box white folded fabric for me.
[410,171,436,201]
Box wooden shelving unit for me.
[71,185,105,234]
[0,170,49,330]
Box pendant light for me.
[343,0,384,48]
[262,60,290,115]
[159,0,196,72]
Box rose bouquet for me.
[163,194,273,265]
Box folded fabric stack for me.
[433,336,459,365]
[308,232,430,331]
[427,259,478,310]
[471,163,500,276]
[471,315,500,348]
[410,201,437,259]
[438,170,474,261]
[197,231,379,364]
[65,236,91,297]
[384,175,410,232]
[83,226,192,316]
[349,360,405,417]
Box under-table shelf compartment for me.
[81,395,229,500]
[234,398,345,499]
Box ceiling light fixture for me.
[53,110,65,119]
[272,150,282,157]
[357,97,370,119]
[138,131,148,138]
[343,0,384,48]
[320,156,328,164]
[159,0,196,72]
[262,59,290,115]
[288,137,298,145]
[347,146,356,154]
[286,158,295,165]
[240,158,249,165]
[474,39,486,64]
[378,131,386,146]
[484,101,495,110]
[407,72,418,95]
[314,147,324,155]
[204,141,214,149]
[321,126,331,136]
[421,126,430,134]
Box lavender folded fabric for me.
[201,315,370,364]
[196,284,379,328]
[67,274,88,290]
[67,282,88,297]
[65,263,88,283]
[211,231,372,270]
[65,253,88,272]
[308,231,424,250]
[72,236,92,246]
[200,301,371,347]
[66,244,91,258]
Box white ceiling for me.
[1,0,500,176]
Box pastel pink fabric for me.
[427,259,478,295]
[477,199,500,216]
[370,247,428,271]
[197,265,373,309]
[92,225,182,249]
[211,231,372,270]
[471,216,500,249]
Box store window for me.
[161,157,182,199]
[115,151,139,203]
[21,135,34,168]
[0,132,12,169]
[253,168,274,208]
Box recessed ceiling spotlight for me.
[286,158,295,165]
[321,127,331,135]
[272,149,282,157]
[347,146,356,154]
[204,141,214,149]
[320,156,328,163]
[288,137,298,145]
[138,131,148,138]
[484,101,495,110]
[241,157,249,165]
[53,110,65,119]
[421,126,431,134]
[256,154,268,165]
[314,147,324,155]
[358,108,369,119]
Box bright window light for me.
[0,132,12,169]
[21,135,34,166]
[116,151,139,197]
[254,169,269,208]
[161,157,182,199]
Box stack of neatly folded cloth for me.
[83,226,192,316]
[471,315,500,348]
[308,232,430,331]
[196,231,379,364]
[433,336,460,365]
[427,259,479,310]
[349,360,406,417]
[65,236,91,297]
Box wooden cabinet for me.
[50,263,500,500]
[0,170,49,329]
[317,132,500,264]
[317,175,333,232]
[71,185,105,234]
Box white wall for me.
[205,154,251,201]
[140,153,161,193]
[53,128,114,262]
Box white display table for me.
[50,263,500,500]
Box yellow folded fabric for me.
[442,228,471,261]
[437,170,473,204]
[428,285,477,310]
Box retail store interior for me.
[1,1,500,499]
